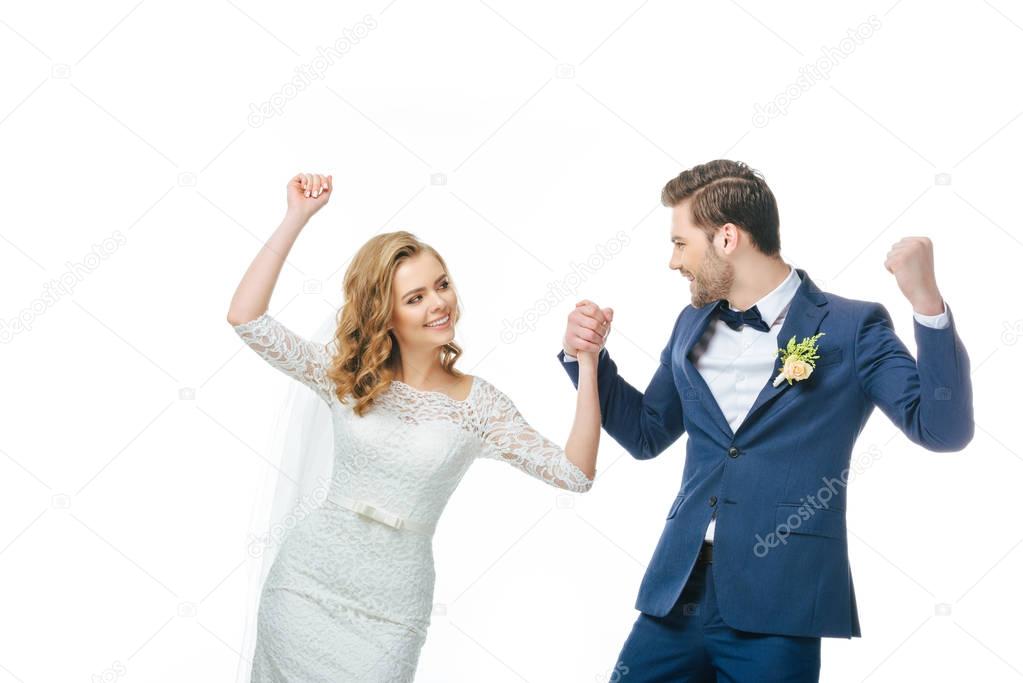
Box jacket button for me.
[709,495,718,506]
[728,446,740,458]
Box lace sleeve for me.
[231,311,335,405]
[477,382,593,493]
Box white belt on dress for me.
[325,492,433,535]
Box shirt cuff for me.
[913,300,950,329]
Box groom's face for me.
[669,200,735,308]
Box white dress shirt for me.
[564,266,950,542]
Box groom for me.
[558,160,973,682]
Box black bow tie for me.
[716,299,771,332]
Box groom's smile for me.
[669,199,737,309]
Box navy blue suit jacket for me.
[558,268,974,638]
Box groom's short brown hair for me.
[661,160,781,257]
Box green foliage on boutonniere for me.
[772,332,826,387]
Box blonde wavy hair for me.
[326,231,464,416]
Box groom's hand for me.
[563,300,613,356]
[884,236,944,315]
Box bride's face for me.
[390,253,458,352]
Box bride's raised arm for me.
[476,353,601,492]
[231,313,335,405]
[226,172,336,405]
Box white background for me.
[1,0,1021,681]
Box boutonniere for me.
[772,332,826,387]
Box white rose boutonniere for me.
[772,332,826,387]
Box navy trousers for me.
[610,554,821,682]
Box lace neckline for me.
[389,375,479,404]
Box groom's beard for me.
[690,248,734,308]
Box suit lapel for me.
[679,268,830,440]
[734,270,829,437]
[680,304,734,439]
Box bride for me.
[226,172,607,681]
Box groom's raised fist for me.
[564,300,613,357]
[884,236,944,315]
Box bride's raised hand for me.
[286,172,333,221]
[577,309,611,370]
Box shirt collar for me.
[724,265,801,328]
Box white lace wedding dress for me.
[232,312,593,682]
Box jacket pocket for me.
[815,347,844,367]
[774,503,845,539]
[667,494,686,519]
